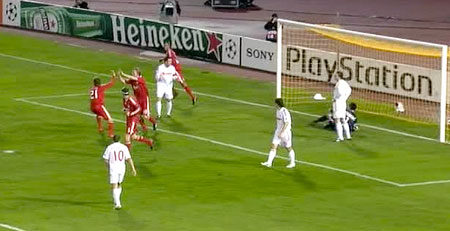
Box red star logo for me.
[206,32,222,61]
[50,20,56,29]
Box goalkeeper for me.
[313,103,358,133]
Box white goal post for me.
[276,19,449,143]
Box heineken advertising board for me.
[16,0,223,62]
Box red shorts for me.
[137,96,150,117]
[126,116,139,135]
[91,105,112,120]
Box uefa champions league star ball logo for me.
[5,2,18,22]
[224,39,237,60]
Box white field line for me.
[400,179,450,187]
[16,95,450,188]
[1,52,442,143]
[0,223,27,231]
[15,98,402,187]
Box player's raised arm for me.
[120,70,138,81]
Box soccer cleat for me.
[261,162,272,167]
[335,138,343,142]
[286,163,296,168]
[166,114,172,118]
[114,205,122,210]
[192,97,198,105]
[153,123,157,131]
[156,115,161,120]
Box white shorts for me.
[156,85,173,100]
[109,172,125,184]
[272,130,292,148]
[333,99,347,119]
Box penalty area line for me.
[0,223,27,231]
[2,52,440,143]
[15,98,401,187]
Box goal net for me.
[276,19,449,142]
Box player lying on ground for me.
[261,98,296,168]
[89,72,115,138]
[119,67,157,131]
[313,102,358,132]
[163,42,197,105]
[155,57,183,119]
[121,87,154,150]
[333,75,352,142]
[103,135,137,210]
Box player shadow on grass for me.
[16,196,110,207]
[135,162,156,179]
[117,209,146,231]
[269,168,317,190]
[343,141,378,158]
[199,157,254,167]
[159,116,191,133]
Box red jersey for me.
[90,79,114,108]
[123,96,141,119]
[126,76,149,99]
[167,48,181,70]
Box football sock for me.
[184,86,195,101]
[136,136,153,147]
[156,101,162,117]
[288,150,296,165]
[118,186,122,202]
[267,149,276,165]
[335,120,344,140]
[343,121,351,139]
[96,117,103,132]
[107,122,114,137]
[167,100,173,116]
[139,118,148,131]
[126,143,131,150]
[148,116,157,125]
[112,188,120,206]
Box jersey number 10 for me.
[113,151,124,161]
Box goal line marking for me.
[1,52,439,143]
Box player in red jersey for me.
[164,42,197,105]
[121,87,154,150]
[119,68,157,131]
[90,72,115,138]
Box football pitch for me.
[1,30,450,231]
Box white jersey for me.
[276,107,292,132]
[102,142,131,174]
[333,79,351,101]
[155,63,179,89]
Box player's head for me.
[349,102,357,111]
[121,87,130,99]
[272,13,278,19]
[275,98,285,108]
[93,77,101,86]
[164,42,170,51]
[112,135,120,142]
[163,56,172,67]
[132,67,141,77]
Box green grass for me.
[1,30,450,231]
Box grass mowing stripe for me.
[15,97,401,187]
[1,52,441,143]
[0,223,27,231]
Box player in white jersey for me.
[155,57,183,118]
[102,135,137,210]
[332,75,352,142]
[261,98,296,168]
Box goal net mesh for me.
[278,21,448,140]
